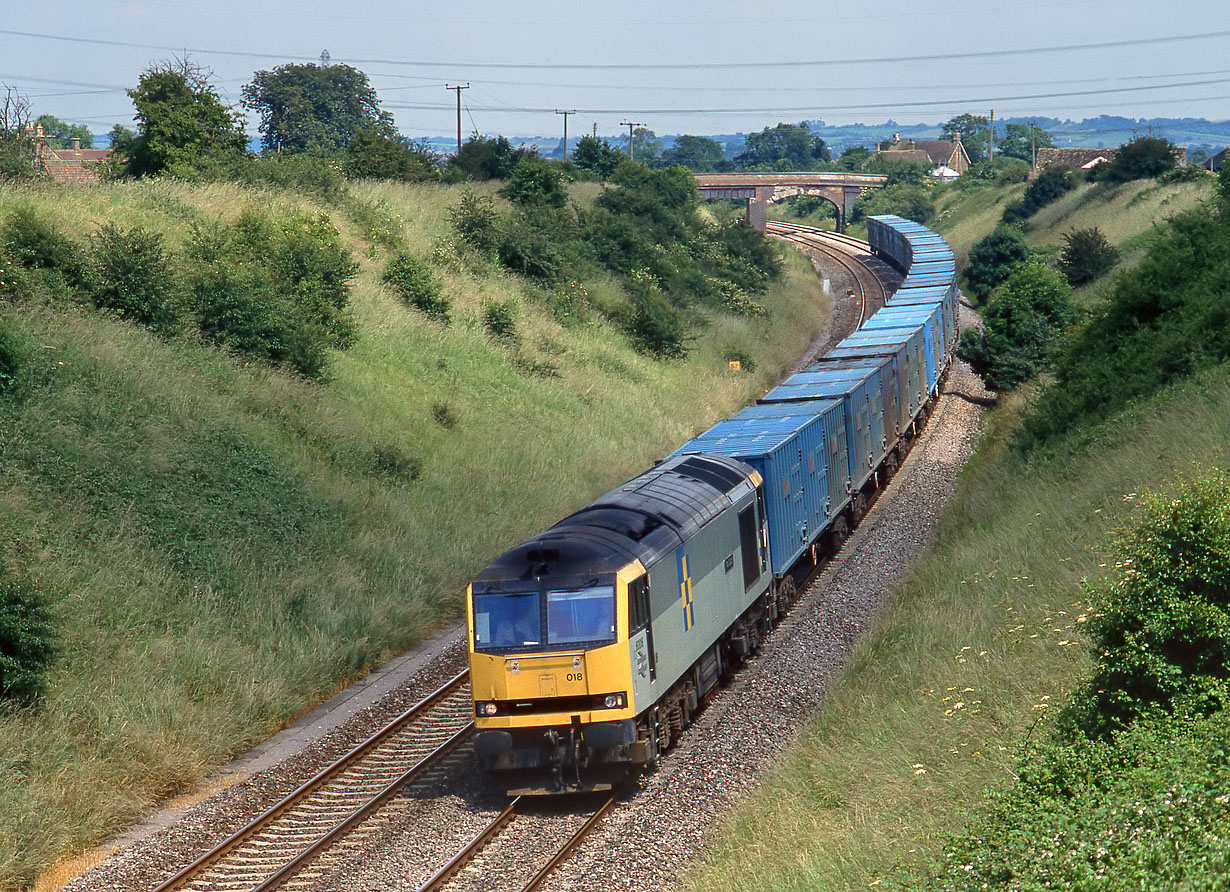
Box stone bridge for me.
[694,172,888,232]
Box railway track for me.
[766,220,894,326]
[151,670,475,892]
[418,794,616,892]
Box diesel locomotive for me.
[466,215,958,793]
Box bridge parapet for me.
[695,172,888,233]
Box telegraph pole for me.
[445,83,469,156]
[1030,120,1036,171]
[620,121,643,160]
[556,109,576,159]
[989,109,994,166]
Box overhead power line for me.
[2,26,1228,71]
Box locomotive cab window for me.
[473,591,541,650]
[546,586,616,645]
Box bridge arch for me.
[694,173,887,232]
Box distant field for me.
[0,178,827,890]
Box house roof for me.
[35,142,112,184]
[1035,147,1117,170]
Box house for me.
[1207,148,1229,172]
[1034,147,1117,173]
[874,134,971,177]
[29,124,112,183]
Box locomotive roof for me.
[470,453,758,592]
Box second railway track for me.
[151,670,475,892]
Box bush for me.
[383,252,449,322]
[622,285,689,359]
[87,223,181,331]
[963,227,1029,300]
[1002,164,1076,223]
[1070,472,1230,737]
[1058,226,1119,286]
[0,206,85,287]
[497,217,564,284]
[186,210,357,378]
[1095,136,1177,184]
[957,261,1076,392]
[0,562,56,706]
[481,297,518,342]
[1019,204,1230,448]
[0,321,23,393]
[499,156,567,209]
[449,188,501,256]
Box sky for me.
[4,0,1230,143]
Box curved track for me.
[767,220,896,326]
[151,671,474,892]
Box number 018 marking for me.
[566,672,583,682]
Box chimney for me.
[70,137,81,152]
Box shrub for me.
[186,211,357,378]
[622,285,689,359]
[87,223,181,331]
[1095,136,1177,184]
[0,561,56,706]
[383,252,449,322]
[499,156,567,209]
[1002,164,1076,223]
[0,321,22,393]
[0,206,85,287]
[449,188,501,256]
[497,219,564,284]
[957,261,1076,392]
[963,227,1029,300]
[1070,472,1230,738]
[1018,203,1230,448]
[1058,226,1119,286]
[481,297,518,342]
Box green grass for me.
[0,178,825,890]
[689,363,1230,892]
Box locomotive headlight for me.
[477,701,499,716]
[603,693,626,709]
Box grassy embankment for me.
[688,174,1222,891]
[0,177,825,890]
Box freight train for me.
[465,215,959,794]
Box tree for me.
[964,227,1029,300]
[1058,227,1119,286]
[836,145,872,171]
[345,131,436,181]
[658,134,724,170]
[957,261,1076,391]
[499,156,567,208]
[1096,136,1177,184]
[34,114,93,149]
[735,121,830,169]
[997,122,1052,164]
[448,134,536,180]
[0,85,37,180]
[942,113,990,164]
[243,63,395,154]
[630,127,660,165]
[571,135,623,178]
[119,58,248,178]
